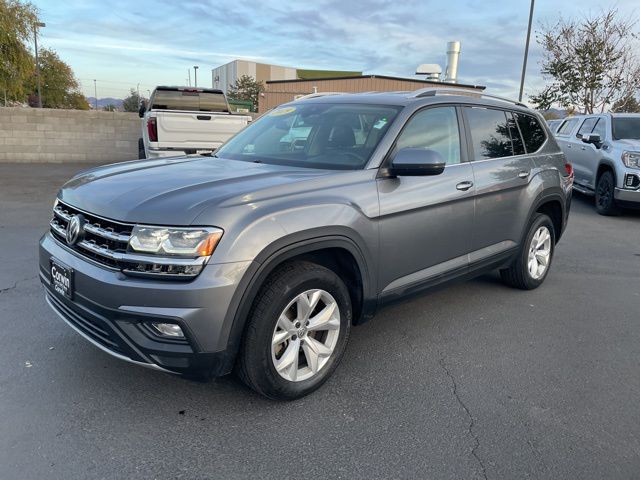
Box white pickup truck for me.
[138,86,252,159]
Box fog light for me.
[151,322,184,338]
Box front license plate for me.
[50,259,74,300]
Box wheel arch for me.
[526,189,567,243]
[215,229,377,375]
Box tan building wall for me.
[259,76,484,112]
[0,107,140,163]
[212,60,297,94]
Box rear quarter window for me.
[515,113,546,153]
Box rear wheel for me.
[500,213,555,290]
[237,261,351,400]
[595,170,619,216]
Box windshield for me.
[612,117,640,140]
[215,103,401,170]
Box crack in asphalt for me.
[439,353,488,480]
[0,276,38,295]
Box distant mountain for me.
[87,97,124,109]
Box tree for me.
[531,9,640,114]
[31,48,88,109]
[0,0,38,102]
[122,88,141,112]
[612,95,640,113]
[228,74,264,111]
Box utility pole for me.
[93,79,98,109]
[518,0,535,102]
[34,22,46,108]
[193,66,199,87]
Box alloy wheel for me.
[271,289,341,382]
[527,226,552,280]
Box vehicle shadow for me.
[571,190,640,218]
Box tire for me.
[500,213,555,290]
[138,138,146,159]
[595,170,619,216]
[237,261,352,400]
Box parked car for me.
[553,113,640,215]
[40,89,572,400]
[138,86,252,159]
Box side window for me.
[592,118,607,140]
[507,112,526,155]
[515,113,547,153]
[465,107,513,160]
[557,118,578,136]
[576,118,598,139]
[395,106,461,165]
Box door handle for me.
[197,115,211,120]
[518,170,530,179]
[456,181,474,191]
[567,144,572,148]
[581,146,586,150]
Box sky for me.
[31,0,639,102]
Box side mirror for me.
[388,148,446,176]
[138,100,147,118]
[582,133,602,148]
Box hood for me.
[613,138,640,149]
[58,156,333,225]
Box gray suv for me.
[553,113,640,215]
[39,89,572,400]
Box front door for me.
[377,106,475,298]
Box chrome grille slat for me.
[83,223,130,243]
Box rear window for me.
[557,118,579,135]
[151,89,228,112]
[465,107,514,160]
[515,113,546,153]
[612,117,640,140]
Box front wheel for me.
[595,171,619,216]
[500,213,555,290]
[237,261,351,400]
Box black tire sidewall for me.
[595,171,616,215]
[244,264,351,400]
[520,214,555,289]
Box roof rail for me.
[294,92,346,101]
[408,88,527,107]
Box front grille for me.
[47,293,125,355]
[50,201,133,269]
[49,200,207,278]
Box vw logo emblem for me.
[66,214,84,245]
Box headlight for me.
[621,151,640,169]
[129,226,223,257]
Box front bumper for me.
[614,187,640,205]
[39,232,253,377]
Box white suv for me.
[554,113,640,215]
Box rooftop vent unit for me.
[415,41,462,83]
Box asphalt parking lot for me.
[1,163,639,479]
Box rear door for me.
[377,105,475,297]
[463,107,538,264]
[554,117,580,162]
[571,117,600,186]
